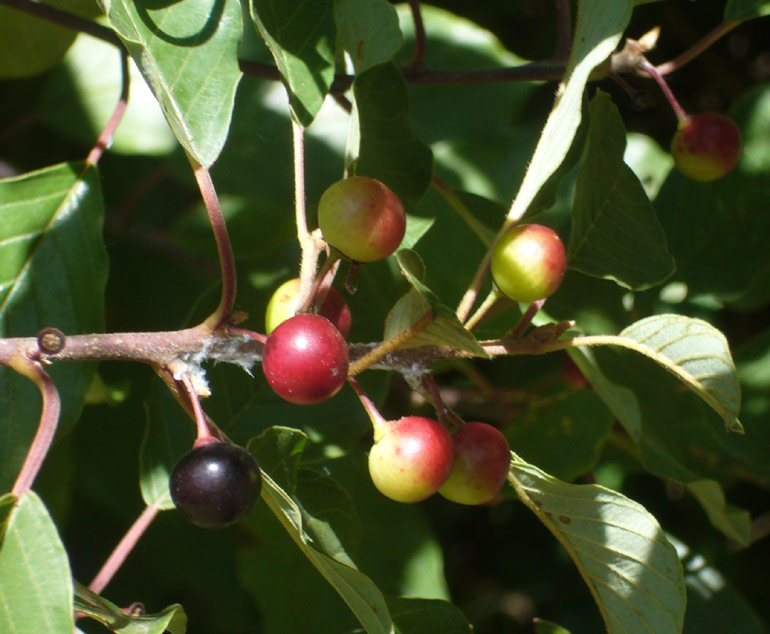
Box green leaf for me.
[617,314,742,433]
[41,36,176,155]
[250,427,394,633]
[250,0,335,127]
[388,596,472,633]
[685,480,751,546]
[74,581,187,634]
[384,289,488,358]
[99,0,243,167]
[0,0,99,79]
[0,162,107,490]
[507,0,631,222]
[353,62,434,204]
[724,0,770,20]
[0,492,74,633]
[568,91,675,289]
[510,459,686,634]
[139,382,195,510]
[534,619,572,634]
[506,388,613,481]
[400,214,435,251]
[334,0,402,74]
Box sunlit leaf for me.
[510,459,686,634]
[0,492,74,633]
[724,0,770,20]
[335,0,402,74]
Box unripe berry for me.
[671,112,741,182]
[265,278,352,337]
[262,314,349,405]
[439,422,510,505]
[318,176,406,263]
[368,416,454,503]
[491,224,567,303]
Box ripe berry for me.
[170,442,262,529]
[439,422,510,505]
[265,278,352,337]
[318,176,406,263]
[262,314,349,405]
[671,112,741,182]
[368,416,454,503]
[491,223,567,303]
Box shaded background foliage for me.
[0,0,769,632]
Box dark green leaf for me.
[99,0,243,166]
[534,619,572,634]
[0,492,74,633]
[568,91,675,289]
[250,0,335,126]
[388,596,472,633]
[74,581,187,634]
[724,0,770,20]
[0,162,107,490]
[335,0,402,74]
[353,62,434,204]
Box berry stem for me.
[88,504,160,595]
[8,354,61,497]
[406,0,427,69]
[298,251,341,314]
[86,50,129,166]
[637,58,690,126]
[180,374,213,444]
[456,250,492,324]
[510,299,546,338]
[193,164,237,331]
[553,0,572,62]
[655,20,740,77]
[432,176,494,246]
[421,373,463,432]
[464,286,506,331]
[348,376,390,441]
[348,310,435,377]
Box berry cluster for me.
[170,176,570,526]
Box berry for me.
[671,112,741,182]
[491,223,567,303]
[265,278,352,337]
[318,176,406,263]
[368,416,454,503]
[170,442,262,529]
[262,314,349,405]
[439,422,510,505]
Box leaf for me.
[510,459,686,634]
[99,0,243,167]
[534,619,572,634]
[507,0,632,222]
[685,480,751,546]
[334,0,402,74]
[353,62,434,204]
[388,597,472,633]
[250,0,336,127]
[74,581,187,634]
[0,492,74,633]
[400,214,435,251]
[384,289,488,358]
[724,0,770,20]
[41,35,176,155]
[0,0,99,78]
[0,162,107,491]
[139,382,195,510]
[568,91,675,289]
[617,314,742,433]
[250,427,394,634]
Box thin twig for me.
[88,505,160,595]
[553,0,572,62]
[86,50,130,166]
[406,0,427,68]
[637,58,690,124]
[656,20,741,76]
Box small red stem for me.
[88,504,159,595]
[637,58,690,125]
[180,374,213,443]
[656,21,740,77]
[553,0,572,62]
[86,50,129,166]
[510,299,546,338]
[406,0,427,68]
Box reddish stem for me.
[180,374,213,444]
[88,504,159,595]
[348,376,389,440]
[510,299,546,338]
[406,0,427,68]
[193,165,237,331]
[9,355,61,496]
[637,58,690,125]
[86,51,129,166]
[553,0,572,62]
[656,21,740,77]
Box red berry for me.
[671,112,741,182]
[170,443,262,529]
[439,422,510,505]
[262,314,349,405]
[491,224,567,303]
[318,176,406,263]
[368,416,454,503]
